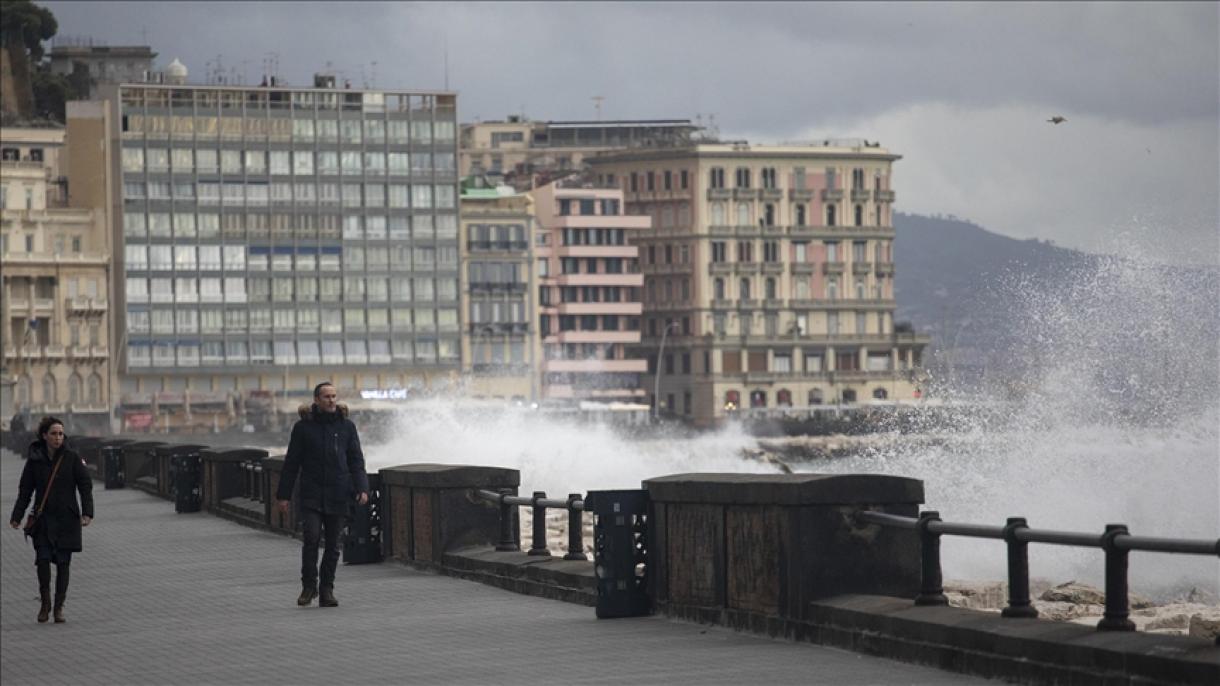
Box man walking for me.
[276,382,369,607]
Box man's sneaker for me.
[319,587,338,607]
[297,586,318,606]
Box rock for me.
[1128,592,1155,610]
[1041,581,1106,605]
[1035,601,1104,621]
[1189,612,1220,641]
[944,580,1006,611]
[1181,586,1220,605]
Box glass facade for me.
[117,85,460,373]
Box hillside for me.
[892,213,1098,382]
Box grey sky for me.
[44,1,1220,263]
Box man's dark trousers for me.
[301,509,345,590]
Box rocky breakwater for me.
[944,580,1220,639]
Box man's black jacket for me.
[276,403,369,516]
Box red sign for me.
[125,412,154,429]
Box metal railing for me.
[474,488,588,561]
[857,510,1220,638]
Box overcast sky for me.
[45,1,1220,264]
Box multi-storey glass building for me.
[92,77,459,429]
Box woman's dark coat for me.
[276,403,369,517]
[10,440,94,552]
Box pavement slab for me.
[1,448,984,685]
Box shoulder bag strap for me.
[33,455,66,517]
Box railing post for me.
[528,491,551,557]
[495,488,519,552]
[564,493,586,561]
[914,510,948,606]
[1097,523,1135,631]
[1001,517,1038,618]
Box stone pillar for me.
[645,473,923,627]
[379,464,519,567]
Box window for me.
[735,167,751,188]
[709,167,725,189]
[739,278,751,300]
[761,167,777,189]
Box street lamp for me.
[652,321,680,421]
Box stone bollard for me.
[643,472,924,628]
[378,464,519,567]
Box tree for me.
[0,0,58,119]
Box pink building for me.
[532,180,651,404]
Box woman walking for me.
[8,417,93,623]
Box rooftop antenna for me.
[443,35,449,90]
[139,25,148,45]
[371,60,377,88]
[592,95,604,121]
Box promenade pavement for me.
[0,447,985,685]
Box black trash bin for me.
[585,489,651,619]
[343,474,382,564]
[172,452,202,513]
[102,446,126,489]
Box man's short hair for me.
[313,382,336,398]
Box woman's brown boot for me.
[36,561,51,623]
[53,598,65,623]
[37,595,51,623]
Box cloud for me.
[777,102,1219,264]
[41,1,1220,258]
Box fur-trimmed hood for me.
[298,403,349,420]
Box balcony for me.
[542,358,647,373]
[70,345,90,358]
[735,261,761,274]
[710,298,733,310]
[791,263,816,275]
[7,297,30,314]
[554,245,637,258]
[821,189,844,202]
[44,345,65,359]
[706,188,732,201]
[822,262,845,275]
[65,296,109,314]
[761,262,784,275]
[737,299,759,309]
[787,225,815,238]
[708,224,735,236]
[761,224,785,237]
[554,273,643,287]
[762,298,785,309]
[875,262,895,276]
[760,188,784,202]
[789,189,815,202]
[554,330,640,344]
[852,262,872,275]
[745,372,778,384]
[33,298,55,313]
[875,190,896,202]
[735,224,761,238]
[850,189,871,202]
[555,302,642,315]
[732,188,760,201]
[708,262,734,275]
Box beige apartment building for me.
[1,124,114,432]
[531,180,650,405]
[460,117,699,184]
[589,141,930,427]
[458,182,539,402]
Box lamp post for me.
[652,321,680,421]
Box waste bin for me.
[343,474,382,564]
[172,452,202,513]
[584,489,651,619]
[102,445,125,489]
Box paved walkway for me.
[0,448,984,685]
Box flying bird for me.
[1047,116,1067,125]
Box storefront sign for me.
[360,388,409,400]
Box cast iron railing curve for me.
[474,488,588,561]
[857,509,1220,640]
